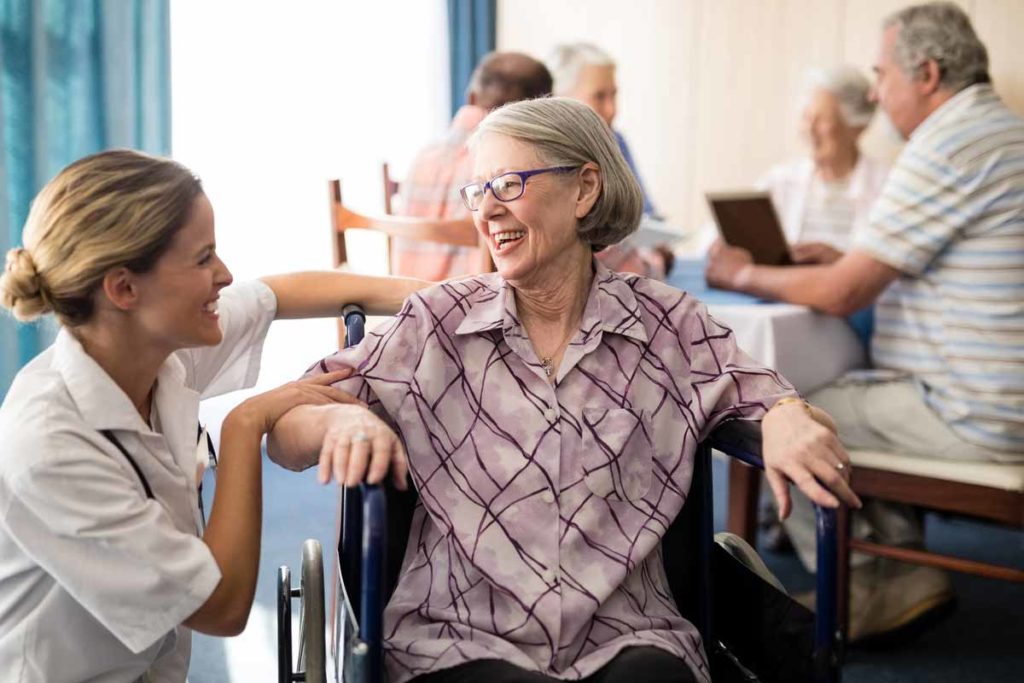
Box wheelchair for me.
[279,306,843,683]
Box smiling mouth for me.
[492,230,526,252]
[202,300,219,315]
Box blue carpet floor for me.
[189,455,1023,682]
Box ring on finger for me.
[835,461,847,472]
[351,432,370,443]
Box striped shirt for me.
[801,175,857,248]
[856,84,1024,455]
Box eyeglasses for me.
[459,166,579,211]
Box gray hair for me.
[470,97,642,250]
[884,2,990,92]
[805,65,876,128]
[546,43,615,96]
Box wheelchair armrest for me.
[704,417,841,680]
[706,419,763,470]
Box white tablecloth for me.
[706,303,866,395]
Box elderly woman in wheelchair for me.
[268,97,860,683]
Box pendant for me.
[541,357,553,377]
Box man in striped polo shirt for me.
[707,2,1024,642]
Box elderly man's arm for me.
[260,272,429,318]
[706,243,901,316]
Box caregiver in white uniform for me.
[0,149,425,682]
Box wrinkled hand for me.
[761,402,862,519]
[705,239,754,290]
[317,404,409,490]
[791,241,844,266]
[231,370,362,435]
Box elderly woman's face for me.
[800,89,860,163]
[471,133,586,285]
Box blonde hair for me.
[470,97,642,249]
[1,149,203,325]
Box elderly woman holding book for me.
[268,97,860,683]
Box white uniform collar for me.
[52,328,199,441]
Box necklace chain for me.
[539,325,577,378]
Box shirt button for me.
[541,491,555,504]
[544,408,557,422]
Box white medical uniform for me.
[0,280,277,682]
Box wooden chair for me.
[834,450,1024,634]
[327,179,493,346]
[727,451,1024,640]
[381,162,400,215]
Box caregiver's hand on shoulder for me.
[227,370,362,436]
[317,404,408,490]
[760,399,862,520]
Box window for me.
[172,0,449,387]
[172,4,448,677]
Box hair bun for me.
[1,247,52,321]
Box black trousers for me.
[410,646,698,683]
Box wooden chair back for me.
[328,179,491,270]
[381,162,400,215]
[328,179,493,345]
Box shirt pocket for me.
[580,408,654,501]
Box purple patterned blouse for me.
[305,262,795,682]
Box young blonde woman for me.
[0,149,427,682]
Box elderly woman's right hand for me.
[317,404,409,490]
[760,400,862,519]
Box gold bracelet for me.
[772,396,813,417]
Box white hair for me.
[470,97,643,249]
[805,65,876,128]
[884,2,989,92]
[546,43,615,96]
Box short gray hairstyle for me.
[470,97,643,250]
[805,65,876,128]
[546,43,615,96]
[884,2,990,92]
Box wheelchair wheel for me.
[277,539,327,683]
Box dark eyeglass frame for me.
[459,165,579,211]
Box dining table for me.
[667,259,867,395]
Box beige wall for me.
[497,0,1024,240]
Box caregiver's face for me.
[470,133,583,286]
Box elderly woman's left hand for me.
[705,239,754,291]
[760,401,863,519]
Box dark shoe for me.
[714,532,786,593]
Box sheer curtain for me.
[171,0,450,390]
[0,0,170,395]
